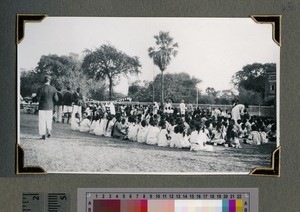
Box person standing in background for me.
[231,103,248,123]
[72,87,83,121]
[36,75,58,140]
[179,99,187,116]
[62,87,72,124]
[54,87,63,123]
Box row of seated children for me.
[71,112,276,151]
[208,117,276,148]
[72,112,215,151]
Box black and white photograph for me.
[18,17,280,174]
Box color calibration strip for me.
[78,188,258,212]
[92,199,244,212]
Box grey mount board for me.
[0,0,299,211]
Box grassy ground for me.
[19,113,276,174]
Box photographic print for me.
[17,16,280,174]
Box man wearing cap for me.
[36,76,58,140]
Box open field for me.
[19,113,276,173]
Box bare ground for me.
[19,113,276,174]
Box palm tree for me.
[148,31,178,106]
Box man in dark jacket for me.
[72,87,83,121]
[54,87,63,123]
[62,87,72,124]
[36,75,58,140]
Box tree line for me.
[20,31,276,106]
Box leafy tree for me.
[201,87,217,104]
[82,44,141,100]
[148,31,178,105]
[128,72,201,103]
[21,53,107,99]
[20,70,40,97]
[232,63,276,97]
[35,53,82,89]
[214,90,234,105]
[237,87,263,105]
[128,80,153,102]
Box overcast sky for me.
[18,17,280,94]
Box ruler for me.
[22,193,70,212]
[22,193,45,212]
[77,188,258,212]
[48,193,70,212]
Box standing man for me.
[187,102,194,115]
[72,87,83,121]
[54,87,63,123]
[231,103,248,123]
[62,86,72,124]
[153,101,159,115]
[179,99,187,116]
[109,101,116,116]
[36,76,58,140]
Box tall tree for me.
[148,31,178,106]
[232,63,276,97]
[82,44,141,100]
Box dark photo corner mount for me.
[250,15,281,46]
[16,144,47,175]
[16,14,47,45]
[16,14,47,174]
[248,15,281,177]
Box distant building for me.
[264,68,276,105]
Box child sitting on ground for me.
[170,125,183,148]
[89,115,99,134]
[231,132,242,148]
[95,113,108,136]
[137,120,149,143]
[211,123,226,145]
[127,116,139,142]
[120,118,129,139]
[104,115,115,137]
[146,119,160,145]
[260,126,269,144]
[190,123,213,151]
[246,125,262,145]
[181,129,191,148]
[157,120,169,147]
[79,115,92,132]
[71,112,80,131]
[112,116,127,139]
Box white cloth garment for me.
[39,110,53,136]
[55,105,63,122]
[72,105,82,121]
[158,129,169,147]
[146,126,160,145]
[137,126,149,143]
[71,118,80,131]
[128,123,139,142]
[79,119,91,132]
